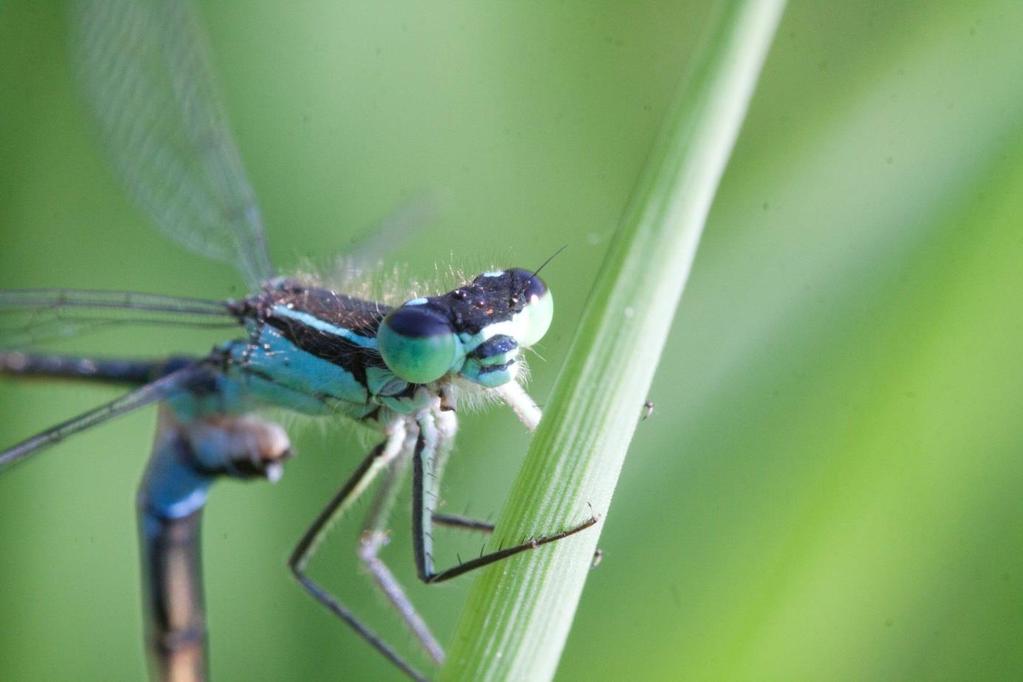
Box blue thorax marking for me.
[270,305,378,349]
[227,325,371,415]
[166,325,427,420]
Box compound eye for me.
[378,304,461,384]
[510,271,553,348]
[507,268,548,301]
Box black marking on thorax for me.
[250,279,391,385]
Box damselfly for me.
[0,2,595,680]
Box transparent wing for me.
[342,193,440,270]
[70,0,274,287]
[0,364,202,470]
[0,289,240,348]
[327,192,441,289]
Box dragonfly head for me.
[377,268,553,388]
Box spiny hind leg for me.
[412,405,598,585]
[432,513,605,568]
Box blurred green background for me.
[2,1,1022,680]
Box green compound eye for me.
[378,304,462,384]
[516,287,553,348]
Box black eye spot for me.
[385,305,452,338]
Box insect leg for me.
[412,408,597,585]
[433,510,605,569]
[494,381,542,430]
[432,512,494,533]
[288,421,427,682]
[357,424,445,664]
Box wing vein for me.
[71,0,274,286]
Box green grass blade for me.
[439,2,787,680]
